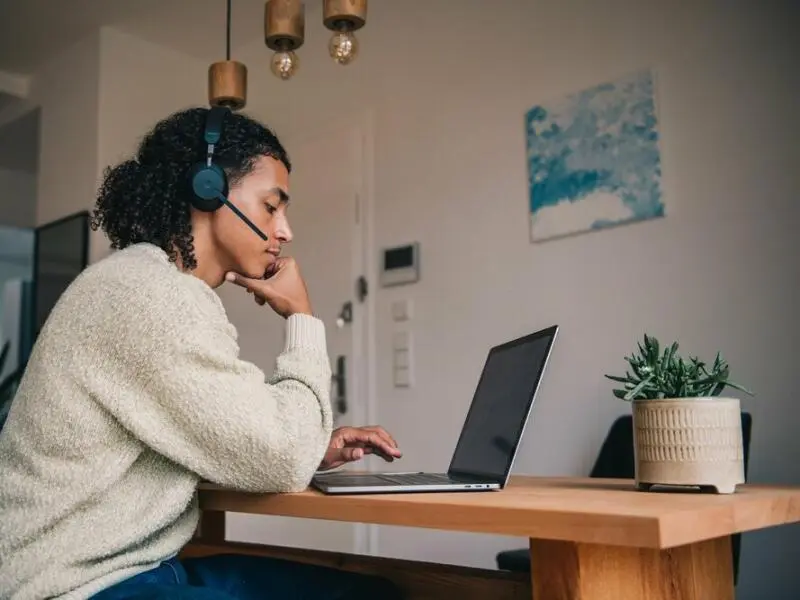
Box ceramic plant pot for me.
[632,397,744,494]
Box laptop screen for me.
[447,326,557,482]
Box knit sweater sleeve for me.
[85,273,334,494]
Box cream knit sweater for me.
[0,243,334,599]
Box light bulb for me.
[270,50,299,80]
[328,30,359,65]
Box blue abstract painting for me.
[525,69,664,242]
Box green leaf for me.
[721,380,755,396]
[651,337,660,362]
[624,374,654,400]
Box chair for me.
[495,412,753,586]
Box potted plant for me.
[605,334,753,494]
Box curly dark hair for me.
[91,106,291,270]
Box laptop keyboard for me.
[316,472,461,486]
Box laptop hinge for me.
[447,470,502,484]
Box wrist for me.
[284,312,327,352]
[288,301,313,318]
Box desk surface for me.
[198,476,800,549]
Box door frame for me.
[357,109,379,556]
[284,109,378,555]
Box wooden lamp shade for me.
[264,0,305,51]
[323,0,367,31]
[208,60,247,110]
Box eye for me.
[265,203,278,214]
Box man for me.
[0,106,403,599]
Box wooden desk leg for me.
[195,508,226,544]
[528,536,734,600]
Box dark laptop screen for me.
[448,326,556,481]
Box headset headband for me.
[204,105,228,145]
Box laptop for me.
[311,324,559,494]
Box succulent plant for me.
[605,334,753,401]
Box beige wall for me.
[29,26,204,260]
[96,28,206,184]
[29,31,100,231]
[0,167,36,228]
[93,27,206,261]
[27,1,799,598]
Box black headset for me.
[188,106,269,241]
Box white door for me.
[217,117,373,554]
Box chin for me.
[241,258,273,280]
[229,260,262,280]
[244,266,268,280]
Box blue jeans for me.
[90,553,403,599]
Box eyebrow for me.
[264,186,290,205]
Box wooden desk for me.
[183,476,800,600]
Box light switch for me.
[393,331,410,351]
[391,299,412,322]
[394,349,409,368]
[392,330,413,388]
[394,367,411,388]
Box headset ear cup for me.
[189,163,227,212]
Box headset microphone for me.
[188,106,269,242]
[213,191,268,241]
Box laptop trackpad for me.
[316,473,455,486]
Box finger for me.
[225,271,261,291]
[246,288,265,304]
[226,272,272,303]
[264,257,291,279]
[344,430,401,459]
[371,433,401,457]
[364,425,399,449]
[368,447,395,462]
[340,447,364,462]
[358,426,399,454]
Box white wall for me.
[232,1,799,597]
[28,27,205,261]
[0,167,36,228]
[93,27,207,261]
[29,32,100,230]
[96,27,206,180]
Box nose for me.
[273,213,293,244]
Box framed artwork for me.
[525,69,664,242]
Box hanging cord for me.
[226,0,232,60]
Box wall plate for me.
[379,242,420,287]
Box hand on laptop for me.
[318,425,402,471]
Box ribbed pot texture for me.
[632,397,744,494]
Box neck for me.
[185,243,227,288]
[175,220,228,289]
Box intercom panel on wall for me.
[379,243,420,287]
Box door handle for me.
[331,355,347,415]
[336,301,353,328]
